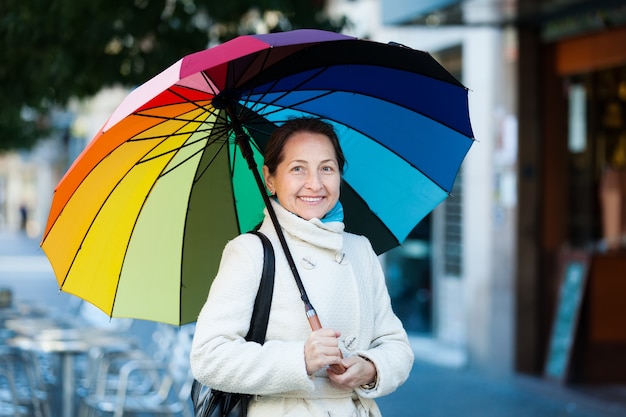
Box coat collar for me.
[264,199,345,252]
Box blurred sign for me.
[568,83,586,153]
[544,250,590,382]
[543,4,626,41]
[381,0,459,25]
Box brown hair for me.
[264,117,346,175]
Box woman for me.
[190,117,414,416]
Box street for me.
[1,230,625,416]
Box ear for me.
[262,165,273,191]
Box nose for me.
[305,171,323,191]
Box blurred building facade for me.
[0,88,129,236]
[2,0,624,388]
[334,0,626,385]
[515,0,626,384]
[0,112,69,237]
[332,0,518,375]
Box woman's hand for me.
[327,355,377,390]
[304,328,343,375]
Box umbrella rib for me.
[199,70,221,96]
[56,139,166,291]
[230,55,474,140]
[247,90,336,122]
[164,87,218,116]
[246,89,451,195]
[238,64,463,192]
[133,111,213,124]
[130,102,235,168]
[128,124,214,142]
[57,102,217,292]
[164,87,234,131]
[131,112,232,166]
[164,132,229,179]
[157,139,211,177]
[134,127,222,163]
[193,137,231,185]
[111,111,226,322]
[148,72,217,104]
[128,114,233,144]
[235,47,274,118]
[239,66,332,120]
[341,179,400,252]
[107,114,221,319]
[224,130,246,236]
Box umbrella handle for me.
[306,305,347,375]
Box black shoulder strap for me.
[245,231,275,344]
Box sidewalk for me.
[378,360,626,417]
[376,337,626,417]
[2,230,626,416]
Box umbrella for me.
[41,29,474,325]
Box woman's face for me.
[263,131,341,221]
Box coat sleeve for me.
[189,234,314,395]
[352,236,414,398]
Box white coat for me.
[190,200,414,416]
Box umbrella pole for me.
[229,109,346,374]
[228,115,323,330]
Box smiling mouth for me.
[300,196,324,203]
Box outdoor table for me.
[0,307,19,323]
[4,317,72,335]
[7,327,137,417]
[0,304,51,339]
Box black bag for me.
[191,231,275,417]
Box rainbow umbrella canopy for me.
[41,29,474,325]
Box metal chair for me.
[0,360,29,417]
[78,324,193,417]
[0,347,51,417]
[81,358,189,417]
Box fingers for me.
[304,329,342,375]
[326,355,377,389]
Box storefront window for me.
[568,66,626,250]
[385,218,433,334]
